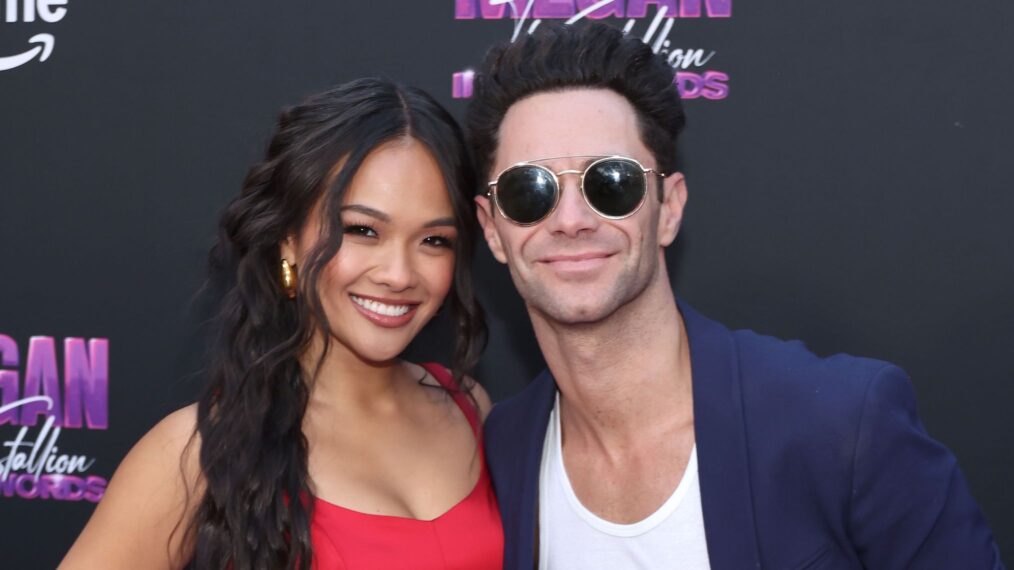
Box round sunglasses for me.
[485,155,667,226]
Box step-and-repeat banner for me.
[2,1,1012,566]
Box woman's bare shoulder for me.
[118,403,202,487]
[59,403,203,570]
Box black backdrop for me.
[1,1,1012,567]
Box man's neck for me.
[530,273,694,451]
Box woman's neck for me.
[300,335,410,414]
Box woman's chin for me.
[325,307,435,365]
[345,335,415,366]
[359,347,409,366]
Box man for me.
[467,23,1004,569]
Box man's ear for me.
[657,172,688,247]
[475,195,508,264]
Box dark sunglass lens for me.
[584,159,646,217]
[496,166,558,224]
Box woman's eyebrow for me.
[342,205,454,229]
[341,204,389,222]
[423,217,456,229]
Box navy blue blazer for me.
[484,301,1005,569]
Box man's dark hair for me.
[466,21,686,185]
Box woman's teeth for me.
[351,295,411,317]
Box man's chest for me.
[562,429,695,523]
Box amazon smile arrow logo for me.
[2,0,69,72]
[0,33,54,71]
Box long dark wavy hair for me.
[182,78,486,569]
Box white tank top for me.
[538,392,712,569]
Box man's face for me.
[476,88,686,325]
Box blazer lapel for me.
[679,300,763,569]
[503,369,556,570]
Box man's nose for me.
[542,172,600,237]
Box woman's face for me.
[283,137,458,364]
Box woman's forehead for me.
[340,141,453,219]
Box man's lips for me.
[537,251,615,273]
[538,252,614,263]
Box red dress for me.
[310,363,504,569]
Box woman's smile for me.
[349,293,420,328]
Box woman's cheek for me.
[324,246,368,287]
[422,254,456,302]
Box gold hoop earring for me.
[280,259,298,299]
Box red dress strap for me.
[419,362,481,438]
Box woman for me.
[60,78,502,569]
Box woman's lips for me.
[349,294,419,328]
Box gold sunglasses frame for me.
[485,155,667,226]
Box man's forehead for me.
[494,88,647,168]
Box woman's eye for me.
[344,225,377,238]
[423,235,453,249]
